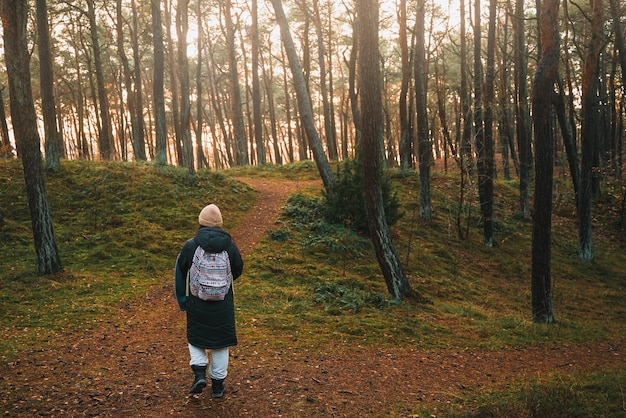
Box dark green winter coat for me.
[174,226,244,349]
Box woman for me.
[174,204,244,397]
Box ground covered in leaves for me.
[1,177,624,417]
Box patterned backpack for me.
[187,246,232,301]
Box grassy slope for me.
[1,159,625,415]
[0,160,255,354]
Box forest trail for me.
[1,177,623,417]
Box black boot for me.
[211,378,225,398]
[189,365,207,394]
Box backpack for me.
[187,246,233,301]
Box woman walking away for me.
[174,204,244,397]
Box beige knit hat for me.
[198,204,223,227]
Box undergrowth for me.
[0,160,255,355]
[404,370,626,417]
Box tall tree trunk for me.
[326,0,338,161]
[559,1,580,201]
[152,0,167,166]
[514,0,531,218]
[0,88,12,157]
[458,0,473,240]
[554,76,579,201]
[36,0,62,170]
[347,14,362,149]
[415,0,431,221]
[459,0,473,172]
[281,45,295,163]
[165,0,182,166]
[114,72,127,161]
[263,48,283,164]
[609,0,626,179]
[297,6,311,162]
[1,0,62,274]
[531,0,560,324]
[116,0,141,161]
[578,0,603,263]
[479,0,496,247]
[474,0,486,228]
[206,44,234,167]
[225,0,248,166]
[86,0,114,160]
[70,24,89,160]
[398,0,412,169]
[195,0,207,169]
[498,3,518,180]
[251,0,265,165]
[609,0,626,91]
[270,0,334,191]
[131,0,146,161]
[358,0,418,300]
[313,0,337,161]
[435,54,457,167]
[176,0,194,173]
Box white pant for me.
[188,343,229,380]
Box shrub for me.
[323,159,402,235]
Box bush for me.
[323,159,402,235]
[282,193,325,229]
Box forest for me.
[1,0,625,315]
[0,0,626,322]
[0,0,622,174]
[1,0,625,414]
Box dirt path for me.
[228,177,321,257]
[1,178,624,417]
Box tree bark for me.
[498,4,518,180]
[251,0,265,166]
[270,0,334,191]
[415,0,431,221]
[130,0,146,161]
[474,0,486,231]
[514,0,531,218]
[1,0,62,274]
[206,42,234,167]
[225,0,248,166]
[398,0,413,169]
[164,0,182,166]
[578,0,603,263]
[554,77,579,201]
[176,0,194,173]
[325,0,338,161]
[531,0,560,323]
[0,88,12,157]
[479,0,496,247]
[280,45,295,163]
[151,0,168,166]
[358,0,417,300]
[86,0,114,160]
[263,47,283,164]
[347,14,362,149]
[36,0,62,170]
[69,21,89,160]
[459,0,473,173]
[609,0,626,91]
[116,0,142,161]
[435,56,456,168]
[313,0,337,161]
[195,0,207,169]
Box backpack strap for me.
[185,269,190,297]
[186,244,201,298]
